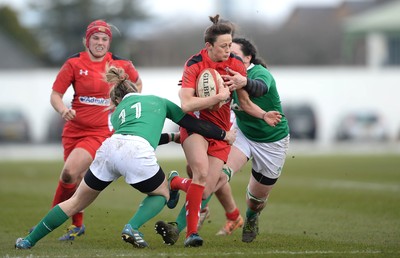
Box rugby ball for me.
[196,68,225,110]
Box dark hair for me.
[204,14,235,45]
[232,38,267,68]
[105,64,137,107]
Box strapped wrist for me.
[261,111,267,120]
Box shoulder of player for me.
[105,54,136,72]
[109,53,131,62]
[229,52,244,63]
[110,56,136,72]
[253,64,273,78]
[67,52,81,59]
[63,52,84,63]
[250,66,275,85]
[185,52,203,68]
[58,52,84,71]
[227,53,245,68]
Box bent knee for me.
[60,168,80,183]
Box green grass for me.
[1,155,399,257]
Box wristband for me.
[261,112,267,120]
[171,133,175,142]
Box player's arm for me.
[177,114,235,145]
[50,90,76,121]
[160,115,236,145]
[236,89,281,127]
[179,68,229,112]
[244,78,268,97]
[222,67,267,97]
[165,99,235,144]
[51,62,77,121]
[179,87,228,112]
[158,132,180,145]
[222,68,280,126]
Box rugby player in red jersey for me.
[43,20,142,241]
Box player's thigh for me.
[182,134,209,181]
[204,155,224,195]
[59,180,100,216]
[63,148,93,177]
[148,177,169,200]
[248,175,274,199]
[227,145,248,176]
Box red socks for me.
[185,183,204,238]
[170,176,192,193]
[72,212,83,227]
[51,180,83,227]
[51,180,76,207]
[226,207,240,221]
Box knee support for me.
[222,164,233,182]
[246,187,267,212]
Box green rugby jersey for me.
[111,93,185,149]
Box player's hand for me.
[221,68,247,91]
[217,82,231,102]
[61,108,76,121]
[224,129,237,145]
[263,111,282,127]
[172,132,181,144]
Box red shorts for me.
[179,127,231,163]
[62,135,108,161]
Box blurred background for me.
[0,0,399,160]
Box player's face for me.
[231,43,251,67]
[88,32,110,60]
[208,34,232,62]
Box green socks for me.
[246,208,258,219]
[128,195,167,230]
[26,205,69,246]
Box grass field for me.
[1,154,399,257]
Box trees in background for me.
[0,6,44,62]
[1,0,390,67]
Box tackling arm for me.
[237,89,281,127]
[177,115,235,145]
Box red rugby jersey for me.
[52,51,139,137]
[181,48,246,131]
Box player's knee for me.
[60,168,74,183]
[222,164,233,182]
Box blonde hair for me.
[105,63,138,107]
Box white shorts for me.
[89,134,159,185]
[233,123,290,179]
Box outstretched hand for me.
[263,111,282,127]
